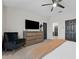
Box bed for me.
[42,41,76,59]
[26,39,76,59]
[2,39,76,59]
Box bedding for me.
[26,39,65,59]
[2,39,75,59]
[42,41,76,59]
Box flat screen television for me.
[25,20,39,29]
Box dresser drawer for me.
[23,31,44,46]
[26,39,43,46]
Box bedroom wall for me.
[3,7,76,39]
[2,6,50,38]
[2,6,7,34]
[47,11,76,39]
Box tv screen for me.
[25,20,39,29]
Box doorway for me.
[53,23,58,37]
[43,23,47,39]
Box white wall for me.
[2,6,7,34]
[3,6,75,39]
[47,11,76,39]
[3,7,50,38]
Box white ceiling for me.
[3,0,76,16]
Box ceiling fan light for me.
[53,3,57,7]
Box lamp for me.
[40,24,43,31]
[53,3,57,8]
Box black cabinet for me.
[65,19,76,42]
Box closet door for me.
[65,19,76,42]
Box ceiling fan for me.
[42,0,65,12]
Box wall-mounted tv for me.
[25,20,39,29]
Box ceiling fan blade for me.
[52,0,54,3]
[51,7,53,12]
[42,4,52,6]
[57,4,64,8]
[58,0,63,2]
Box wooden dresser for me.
[23,31,44,46]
